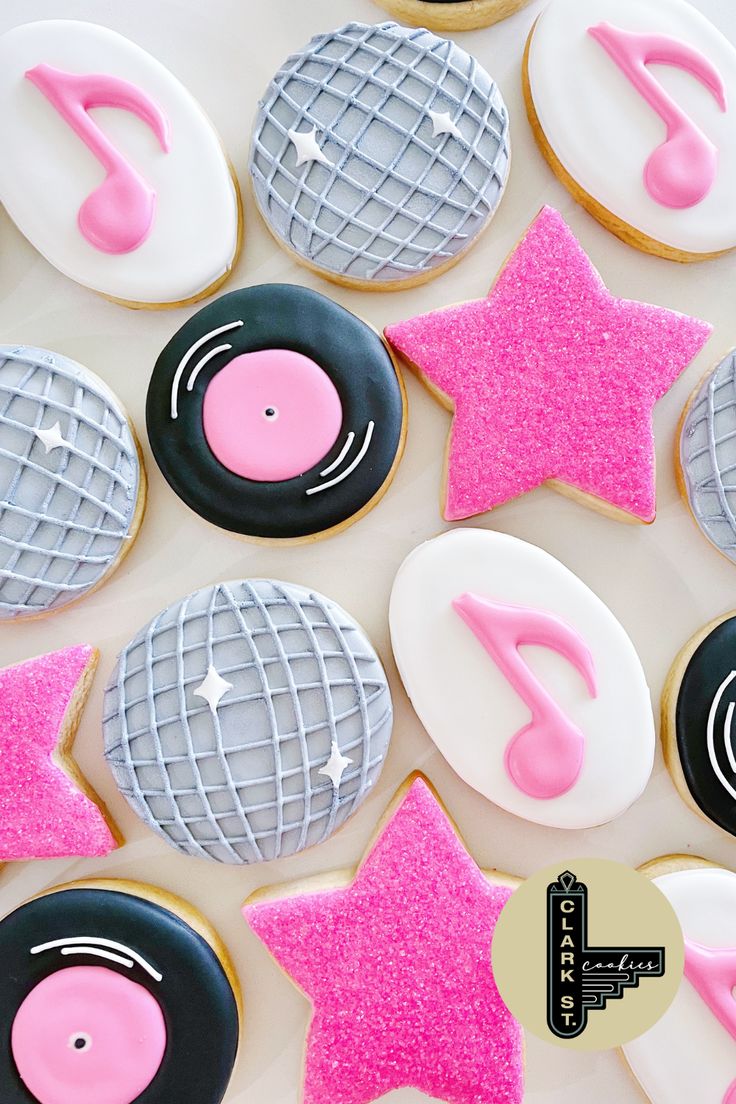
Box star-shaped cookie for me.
[385,206,711,523]
[243,775,523,1104]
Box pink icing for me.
[244,777,524,1104]
[202,349,343,482]
[0,645,118,860]
[25,64,170,254]
[452,593,597,799]
[684,940,736,1104]
[11,966,166,1104]
[588,23,727,209]
[384,206,712,523]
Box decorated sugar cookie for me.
[0,20,241,307]
[679,349,736,565]
[146,285,406,541]
[250,21,510,290]
[0,645,120,861]
[371,0,532,32]
[244,775,524,1104]
[661,612,736,839]
[104,579,393,863]
[524,0,736,261]
[0,345,145,620]
[0,879,240,1104]
[623,857,736,1104]
[389,529,654,829]
[384,206,711,523]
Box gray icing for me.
[250,20,510,284]
[103,579,393,864]
[681,349,736,564]
[0,345,141,619]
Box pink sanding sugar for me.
[385,205,712,523]
[244,777,523,1104]
[0,645,118,860]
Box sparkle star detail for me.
[318,741,352,788]
[428,108,463,140]
[193,664,233,714]
[384,205,712,524]
[288,126,331,168]
[34,421,67,453]
[0,646,120,860]
[244,776,524,1104]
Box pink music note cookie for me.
[623,858,736,1104]
[243,775,524,1104]
[0,21,241,307]
[384,206,711,525]
[0,645,121,861]
[389,529,655,829]
[525,0,736,261]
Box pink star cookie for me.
[384,206,712,523]
[244,775,523,1104]
[0,645,120,860]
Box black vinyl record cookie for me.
[146,284,406,541]
[0,881,240,1104]
[663,612,736,838]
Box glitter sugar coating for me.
[385,205,712,523]
[0,645,118,860]
[244,777,523,1104]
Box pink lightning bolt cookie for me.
[0,645,120,860]
[244,775,524,1104]
[384,205,711,524]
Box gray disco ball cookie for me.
[250,20,510,288]
[680,349,736,564]
[103,579,393,864]
[0,345,143,620]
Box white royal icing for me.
[0,20,239,304]
[527,0,736,255]
[389,529,654,829]
[623,866,736,1104]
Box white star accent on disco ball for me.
[34,421,68,454]
[288,126,331,167]
[319,741,353,789]
[194,664,234,714]
[428,109,462,141]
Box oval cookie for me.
[623,858,736,1104]
[250,21,510,290]
[103,579,393,863]
[371,0,532,32]
[389,529,654,829]
[0,345,144,620]
[0,880,240,1104]
[0,20,241,307]
[662,612,736,839]
[679,349,736,565]
[146,284,406,541]
[525,0,736,260]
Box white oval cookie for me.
[623,861,736,1104]
[389,529,654,829]
[525,0,736,259]
[0,20,240,307]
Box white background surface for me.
[0,1,735,1101]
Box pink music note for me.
[684,940,736,1104]
[25,64,171,254]
[588,22,727,209]
[452,593,597,799]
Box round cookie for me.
[0,345,145,620]
[623,857,736,1104]
[103,578,393,864]
[0,878,240,1104]
[389,529,655,829]
[146,284,406,542]
[0,20,241,308]
[524,0,736,261]
[661,611,736,839]
[370,0,532,32]
[678,349,736,565]
[250,21,510,290]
